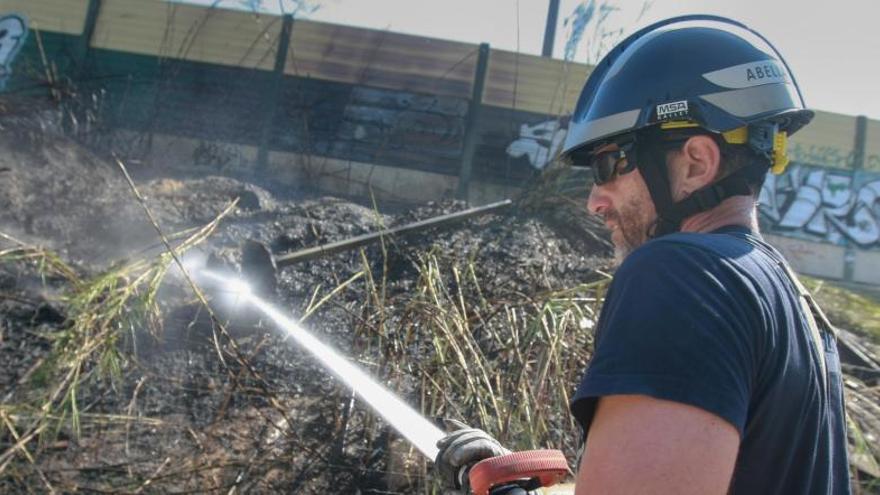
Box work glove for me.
[435,419,510,495]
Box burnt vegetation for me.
[0,92,878,495]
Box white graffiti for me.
[0,14,27,90]
[760,164,880,246]
[506,119,567,170]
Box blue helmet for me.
[562,15,814,235]
[562,15,812,159]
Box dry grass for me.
[349,245,609,471]
[0,204,233,488]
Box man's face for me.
[586,143,657,265]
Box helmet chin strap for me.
[635,132,754,238]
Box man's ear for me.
[671,135,721,201]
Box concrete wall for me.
[91,0,282,70]
[764,234,848,280]
[853,250,880,285]
[144,132,515,205]
[2,0,591,189]
[0,0,88,34]
[757,110,880,284]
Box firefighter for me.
[435,15,851,495]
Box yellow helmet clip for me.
[771,131,789,174]
[721,126,748,144]
[659,122,790,174]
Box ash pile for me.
[1,104,878,494]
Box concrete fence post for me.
[844,115,868,282]
[75,0,102,77]
[853,115,868,170]
[457,42,490,202]
[542,0,560,57]
[257,13,294,172]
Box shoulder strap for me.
[746,235,835,392]
[753,237,880,385]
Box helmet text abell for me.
[746,63,785,82]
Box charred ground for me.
[0,101,877,493]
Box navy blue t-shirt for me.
[570,226,850,494]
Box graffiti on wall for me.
[760,164,880,247]
[0,14,28,90]
[506,118,568,170]
[335,87,467,170]
[270,83,469,173]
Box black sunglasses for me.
[570,136,692,185]
[589,141,637,185]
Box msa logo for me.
[656,100,688,120]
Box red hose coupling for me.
[469,449,571,495]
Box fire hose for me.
[197,269,571,494]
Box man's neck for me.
[679,195,759,234]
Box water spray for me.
[201,269,445,459]
[197,268,571,494]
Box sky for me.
[182,0,880,120]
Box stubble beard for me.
[608,198,650,266]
